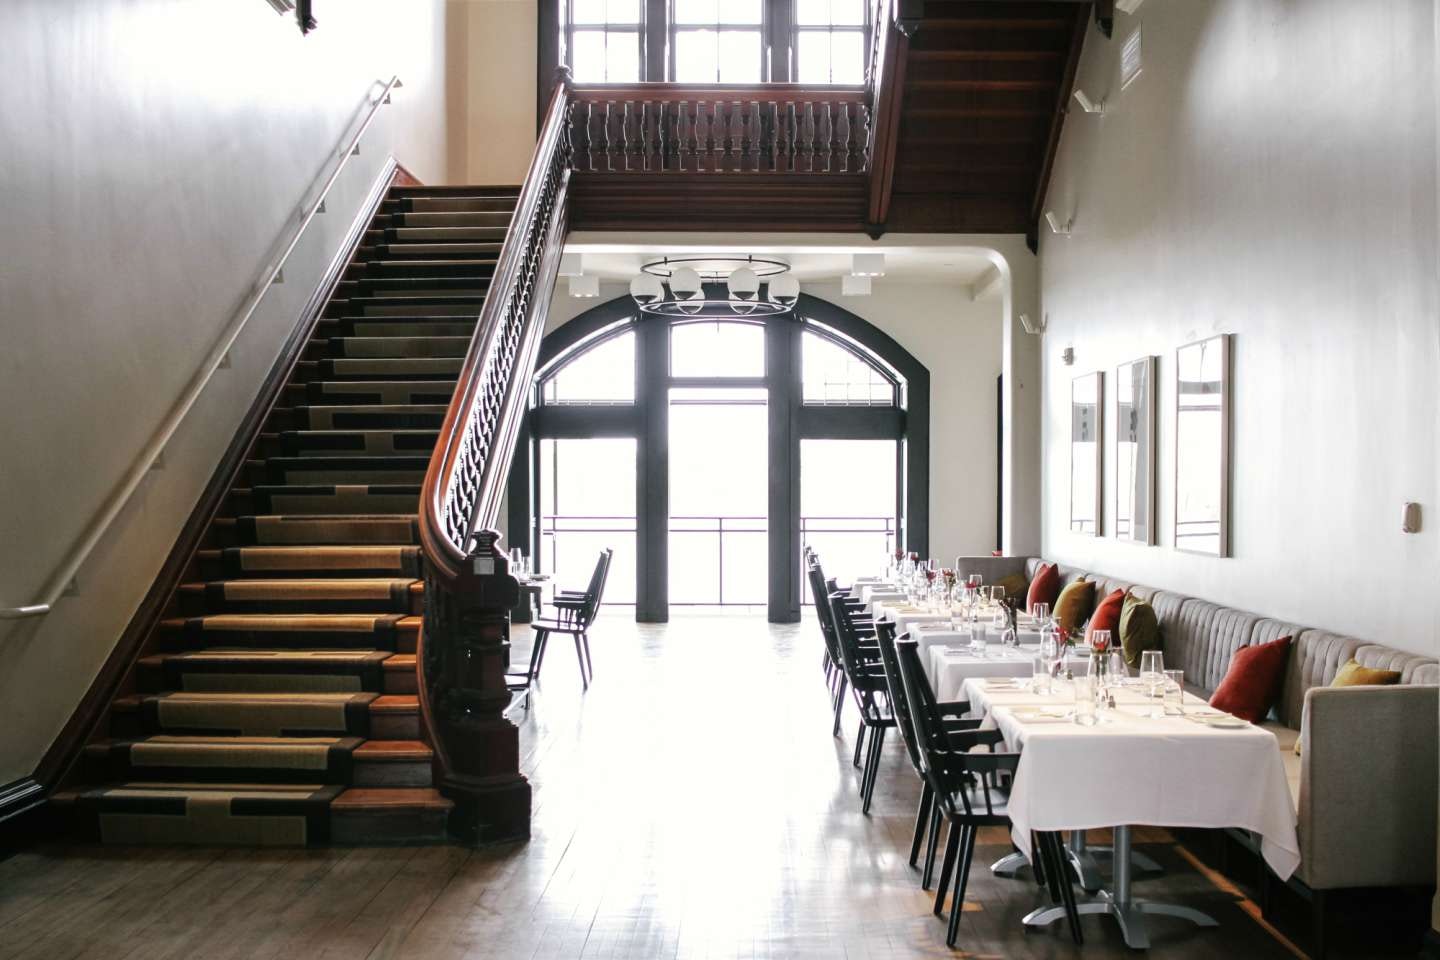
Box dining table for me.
[961,676,1301,949]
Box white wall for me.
[0,0,455,784]
[541,278,1005,562]
[1038,0,1440,654]
[448,0,540,184]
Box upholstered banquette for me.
[954,555,1439,895]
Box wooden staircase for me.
[52,184,523,846]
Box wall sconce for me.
[1044,210,1074,236]
[1072,89,1107,115]
[1020,313,1047,335]
[1061,346,1076,366]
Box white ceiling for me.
[562,232,1003,287]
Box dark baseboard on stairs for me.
[0,778,51,856]
[34,157,404,796]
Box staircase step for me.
[177,578,420,614]
[330,787,451,844]
[348,276,491,296]
[84,736,363,784]
[159,613,417,650]
[352,740,433,787]
[293,402,448,429]
[328,336,471,359]
[387,226,508,242]
[305,380,455,405]
[387,197,517,214]
[277,429,438,457]
[382,653,418,694]
[342,296,486,317]
[200,544,421,578]
[356,260,501,278]
[364,242,504,259]
[215,517,421,548]
[388,184,521,197]
[390,211,514,228]
[257,455,429,486]
[56,782,344,846]
[238,484,420,515]
[138,649,393,693]
[309,357,463,379]
[341,320,476,338]
[368,695,422,739]
[113,692,379,737]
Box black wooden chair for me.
[894,637,1084,948]
[807,558,874,737]
[508,548,612,700]
[873,620,990,895]
[829,588,894,815]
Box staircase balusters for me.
[566,85,867,176]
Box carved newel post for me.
[420,529,531,843]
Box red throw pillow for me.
[1209,636,1293,723]
[1085,589,1126,644]
[1026,563,1061,614]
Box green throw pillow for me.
[1296,659,1402,755]
[1053,578,1095,634]
[996,572,1029,601]
[1119,593,1160,669]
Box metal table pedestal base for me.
[1022,826,1217,949]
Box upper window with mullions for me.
[672,0,766,84]
[794,0,866,85]
[569,0,643,84]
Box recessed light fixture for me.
[851,253,886,278]
[558,252,584,278]
[568,275,600,298]
[842,275,872,296]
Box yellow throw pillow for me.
[1053,578,1095,634]
[1296,659,1402,754]
[996,573,1029,600]
[1119,594,1160,669]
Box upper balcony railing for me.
[568,83,871,176]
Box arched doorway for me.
[506,293,929,623]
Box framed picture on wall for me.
[1070,371,1103,535]
[1174,334,1231,556]
[1115,355,1157,545]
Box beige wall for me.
[540,276,1006,562]
[1038,0,1439,653]
[0,0,455,784]
[448,0,539,185]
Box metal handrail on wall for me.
[0,75,404,620]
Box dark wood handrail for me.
[415,68,573,843]
[865,0,909,233]
[420,73,573,580]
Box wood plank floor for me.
[0,612,1370,958]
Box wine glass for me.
[1139,650,1165,700]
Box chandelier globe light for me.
[630,256,797,318]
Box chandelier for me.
[629,256,800,318]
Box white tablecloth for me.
[962,679,1301,880]
[927,646,1090,699]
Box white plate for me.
[1010,708,1072,723]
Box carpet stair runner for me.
[53,184,521,846]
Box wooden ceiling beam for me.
[1029,5,1090,243]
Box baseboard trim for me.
[33,155,408,796]
[0,778,49,856]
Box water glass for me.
[972,626,988,658]
[1073,677,1098,726]
[1163,669,1185,715]
[1108,651,1128,688]
[1031,601,1050,625]
[1031,653,1052,695]
[1139,650,1165,699]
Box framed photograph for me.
[1070,371,1103,536]
[1115,356,1157,545]
[1174,334,1231,556]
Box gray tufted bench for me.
[954,554,1438,945]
